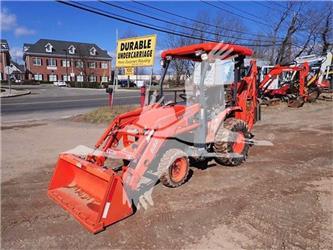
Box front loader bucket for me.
[48,154,133,233]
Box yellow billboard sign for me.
[116,34,157,68]
[124,67,135,76]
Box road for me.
[1,85,175,122]
[1,92,140,113]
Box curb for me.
[1,90,31,98]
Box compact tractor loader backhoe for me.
[301,52,333,93]
[48,42,259,233]
[258,63,311,107]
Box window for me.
[45,43,53,53]
[101,62,108,69]
[34,74,43,81]
[77,75,84,82]
[88,62,96,68]
[33,58,41,66]
[76,60,83,68]
[63,75,70,81]
[47,58,56,66]
[68,45,76,55]
[49,74,57,82]
[101,76,108,82]
[62,60,70,67]
[90,47,96,56]
[89,75,96,82]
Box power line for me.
[252,1,310,41]
[201,0,273,28]
[57,0,281,47]
[132,0,303,49]
[218,1,271,25]
[99,1,282,43]
[253,1,283,14]
[131,0,279,40]
[269,1,287,12]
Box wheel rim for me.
[232,133,245,154]
[170,158,187,182]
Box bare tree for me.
[269,3,294,63]
[320,4,332,54]
[120,28,138,39]
[165,29,193,84]
[213,15,245,43]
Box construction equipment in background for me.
[48,42,259,233]
[258,63,311,108]
[296,52,333,93]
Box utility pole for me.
[113,29,118,90]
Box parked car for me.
[133,80,145,88]
[118,79,136,88]
[53,81,67,87]
[151,80,159,86]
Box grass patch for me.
[72,105,138,123]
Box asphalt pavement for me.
[0,85,174,123]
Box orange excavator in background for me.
[258,62,312,108]
[48,42,260,233]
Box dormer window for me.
[90,47,96,56]
[68,45,76,55]
[45,43,53,53]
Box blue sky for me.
[0,1,325,69]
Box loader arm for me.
[236,60,258,130]
[258,63,309,98]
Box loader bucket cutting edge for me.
[48,154,134,233]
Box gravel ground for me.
[1,101,332,249]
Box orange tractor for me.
[258,63,313,107]
[48,42,259,233]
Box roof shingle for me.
[24,39,111,59]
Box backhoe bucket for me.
[48,154,133,233]
[288,97,305,108]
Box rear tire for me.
[158,148,189,188]
[213,118,251,166]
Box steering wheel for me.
[179,93,188,101]
[164,100,176,106]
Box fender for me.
[206,106,242,143]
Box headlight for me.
[201,53,208,61]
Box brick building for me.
[0,39,11,81]
[24,39,112,83]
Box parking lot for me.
[1,100,332,249]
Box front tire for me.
[158,148,189,188]
[213,118,251,166]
